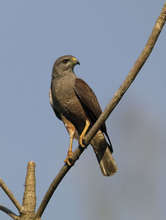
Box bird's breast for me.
[51,76,76,112]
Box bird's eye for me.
[63,59,69,64]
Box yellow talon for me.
[61,115,76,166]
[79,119,90,147]
[64,150,73,166]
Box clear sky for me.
[0,1,166,220]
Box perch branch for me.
[0,205,19,220]
[85,2,166,144]
[35,3,166,218]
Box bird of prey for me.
[49,55,117,176]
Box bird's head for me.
[52,55,80,77]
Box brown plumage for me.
[50,55,117,176]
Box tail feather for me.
[90,130,117,176]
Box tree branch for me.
[85,2,166,144]
[0,179,22,213]
[0,162,37,220]
[36,3,166,218]
[0,205,19,220]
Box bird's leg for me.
[79,119,90,147]
[64,126,75,166]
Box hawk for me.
[49,55,117,176]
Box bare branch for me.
[35,165,70,218]
[0,205,19,220]
[0,162,37,220]
[85,2,166,144]
[0,179,22,213]
[36,3,166,218]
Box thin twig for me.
[0,205,19,220]
[0,179,22,213]
[35,3,166,218]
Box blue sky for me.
[0,1,166,220]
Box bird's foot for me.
[79,136,86,148]
[79,119,90,148]
[64,151,73,166]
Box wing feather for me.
[74,78,113,152]
[74,78,102,121]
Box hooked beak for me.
[72,57,80,65]
[76,60,80,65]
